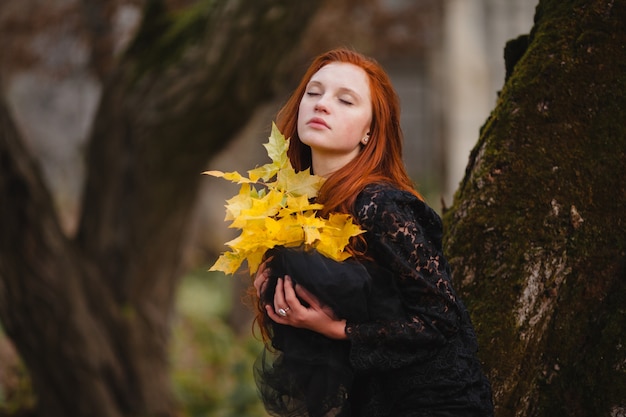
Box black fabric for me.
[256,247,371,417]
[254,183,494,417]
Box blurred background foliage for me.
[0,271,267,417]
[169,270,265,417]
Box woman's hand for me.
[266,275,347,340]
[253,257,272,298]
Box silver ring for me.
[277,307,290,317]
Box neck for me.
[311,149,360,178]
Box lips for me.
[307,117,329,129]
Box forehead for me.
[309,62,370,95]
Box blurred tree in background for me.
[0,0,323,416]
[0,0,443,415]
[444,0,626,416]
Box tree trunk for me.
[0,1,323,416]
[443,1,626,416]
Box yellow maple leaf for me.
[209,251,245,275]
[206,122,364,275]
[314,214,363,261]
[246,249,267,276]
[231,189,284,228]
[264,122,290,168]
[248,123,290,182]
[203,170,253,184]
[278,194,323,215]
[223,184,253,222]
[276,167,325,198]
[295,213,325,245]
[248,163,277,182]
[326,213,365,245]
[272,216,305,246]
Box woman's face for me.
[297,62,372,175]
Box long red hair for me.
[276,48,422,218]
[252,49,422,342]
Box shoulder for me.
[355,182,443,239]
[355,182,436,222]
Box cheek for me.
[296,103,307,131]
[346,114,371,138]
[339,125,364,148]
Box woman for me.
[253,48,494,417]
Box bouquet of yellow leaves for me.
[204,123,364,275]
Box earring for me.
[362,135,369,145]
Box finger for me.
[294,285,337,320]
[283,275,300,306]
[253,266,266,289]
[293,282,319,308]
[255,272,269,298]
[253,271,265,295]
[284,276,312,314]
[262,256,274,271]
[253,257,273,297]
[273,277,287,312]
[265,304,285,324]
[258,279,269,300]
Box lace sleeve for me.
[346,184,462,372]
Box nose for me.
[314,95,329,113]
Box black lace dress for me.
[255,183,494,417]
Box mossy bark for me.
[0,1,323,416]
[443,1,626,416]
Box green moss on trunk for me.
[443,1,626,416]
